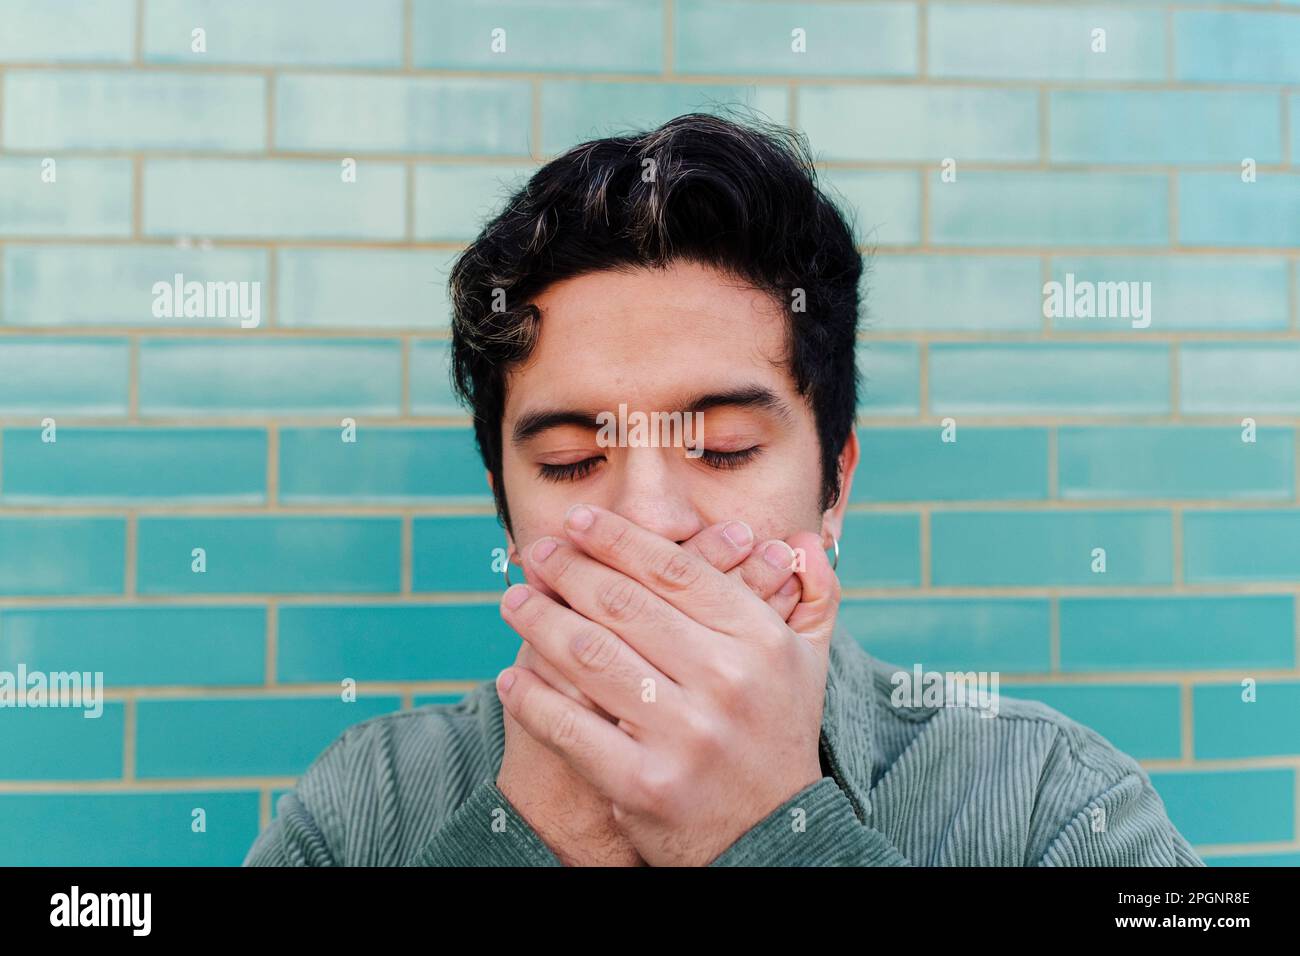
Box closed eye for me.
[536,447,762,483]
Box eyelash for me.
[536,447,763,483]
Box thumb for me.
[783,530,840,649]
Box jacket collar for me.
[480,615,881,823]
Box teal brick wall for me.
[0,0,1297,866]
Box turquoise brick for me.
[138,338,402,416]
[800,87,1037,161]
[866,255,1042,331]
[136,516,401,594]
[277,249,454,329]
[0,791,261,865]
[1149,769,1293,845]
[410,340,467,416]
[1179,173,1300,248]
[415,0,662,72]
[1184,510,1300,583]
[0,704,125,781]
[819,171,921,247]
[1181,344,1300,415]
[413,515,511,592]
[414,163,539,242]
[1050,91,1282,165]
[0,338,128,415]
[0,0,134,63]
[278,604,519,682]
[931,510,1173,587]
[857,342,920,417]
[0,518,124,596]
[1174,11,1300,84]
[837,512,921,588]
[1061,596,1295,672]
[1058,426,1294,500]
[279,427,489,503]
[540,82,788,155]
[142,160,405,240]
[930,172,1168,246]
[136,696,402,777]
[851,427,1049,501]
[838,598,1050,673]
[930,344,1170,416]
[1000,683,1181,760]
[0,158,132,238]
[3,71,266,151]
[2,245,270,327]
[0,428,267,503]
[275,76,532,155]
[1205,851,1300,867]
[676,0,916,77]
[1194,682,1300,760]
[929,4,1166,80]
[143,0,403,66]
[0,606,266,685]
[1048,256,1290,331]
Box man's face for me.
[495,258,858,583]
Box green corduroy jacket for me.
[243,619,1204,867]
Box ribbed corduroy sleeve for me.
[1036,771,1206,867]
[708,777,912,866]
[408,779,562,867]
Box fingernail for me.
[531,537,558,562]
[722,521,753,548]
[763,541,792,569]
[503,584,531,610]
[497,669,516,693]
[778,576,800,596]
[565,504,595,531]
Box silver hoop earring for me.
[827,534,839,571]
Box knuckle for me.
[549,706,583,751]
[652,550,702,592]
[604,521,634,559]
[572,625,620,674]
[596,577,644,623]
[631,763,679,815]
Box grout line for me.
[402,514,413,595]
[124,511,137,597]
[1172,507,1184,587]
[919,507,931,589]
[663,0,674,76]
[266,423,279,505]
[1047,426,1059,498]
[123,696,136,781]
[1049,593,1060,673]
[266,602,278,687]
[1181,680,1194,763]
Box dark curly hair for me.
[448,110,863,535]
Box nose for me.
[605,446,701,544]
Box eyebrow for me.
[510,385,795,446]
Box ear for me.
[820,428,860,548]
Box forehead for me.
[503,261,793,414]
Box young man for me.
[244,113,1203,867]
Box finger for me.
[679,521,801,620]
[501,581,684,733]
[784,530,841,649]
[728,538,803,622]
[560,503,768,638]
[496,665,642,803]
[524,534,716,684]
[515,640,615,721]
